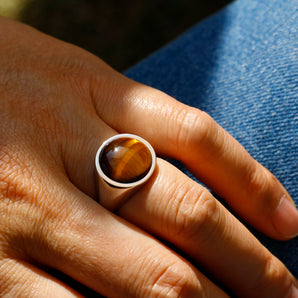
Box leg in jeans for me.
[125,0,298,275]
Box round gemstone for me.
[99,137,152,183]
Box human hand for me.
[0,16,297,297]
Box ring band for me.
[95,133,156,210]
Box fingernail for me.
[287,283,298,298]
[272,195,298,239]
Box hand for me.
[0,16,297,297]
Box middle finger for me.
[118,158,295,297]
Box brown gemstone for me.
[100,137,152,183]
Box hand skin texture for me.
[0,16,297,298]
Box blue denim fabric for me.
[125,0,298,275]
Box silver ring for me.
[95,134,156,210]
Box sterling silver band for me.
[95,133,156,210]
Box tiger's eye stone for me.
[100,138,152,183]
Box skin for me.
[0,16,297,297]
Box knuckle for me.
[251,255,293,297]
[0,150,38,206]
[246,162,268,195]
[0,152,28,202]
[175,108,215,153]
[194,110,218,144]
[172,182,220,240]
[147,261,202,298]
[245,162,279,208]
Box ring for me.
[95,133,156,210]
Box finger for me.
[0,258,82,297]
[22,181,227,298]
[90,77,298,240]
[118,159,297,298]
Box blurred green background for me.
[0,0,231,71]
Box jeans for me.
[125,0,298,276]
